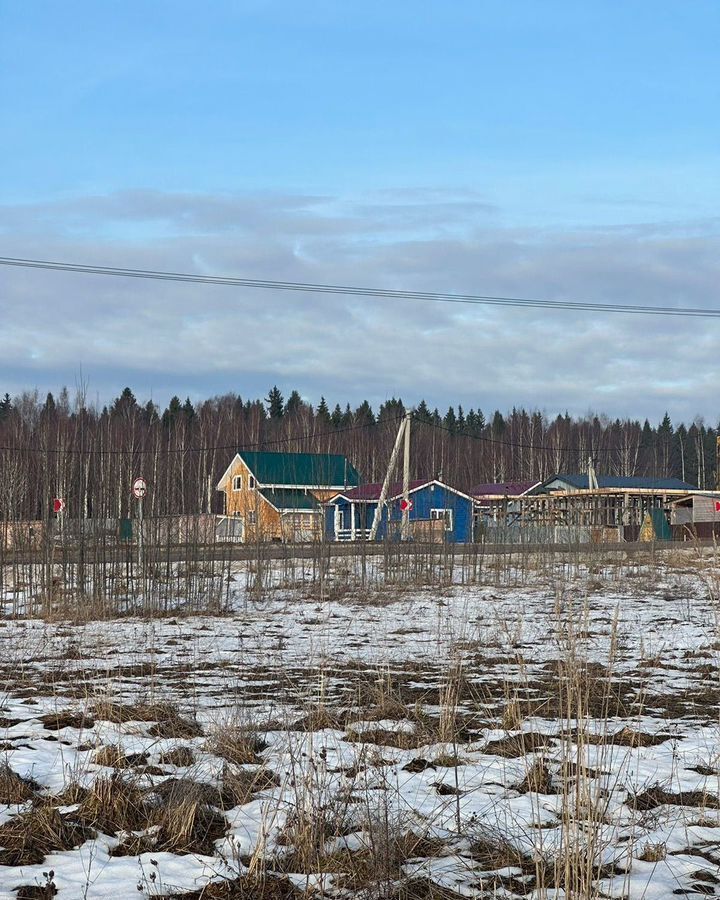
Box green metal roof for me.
[260,489,323,511]
[238,451,359,488]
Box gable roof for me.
[260,489,322,512]
[335,479,427,502]
[219,451,359,489]
[534,474,697,493]
[472,481,538,498]
[330,479,474,504]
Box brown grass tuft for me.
[0,764,38,804]
[206,726,267,766]
[159,745,197,767]
[0,805,94,865]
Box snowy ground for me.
[0,551,719,897]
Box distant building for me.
[326,479,474,543]
[520,473,698,536]
[471,481,539,529]
[216,451,359,542]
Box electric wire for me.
[1,255,718,318]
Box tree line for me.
[0,386,716,520]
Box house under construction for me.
[480,472,699,542]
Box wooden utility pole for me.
[369,412,412,541]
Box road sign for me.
[400,498,413,511]
[715,501,720,513]
[132,477,148,499]
[52,498,65,514]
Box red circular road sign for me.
[132,477,148,499]
[52,498,65,514]
[400,498,413,511]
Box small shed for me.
[325,479,474,543]
[671,493,720,525]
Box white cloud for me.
[0,188,718,421]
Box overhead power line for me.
[0,413,400,457]
[1,255,718,318]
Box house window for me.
[248,511,257,525]
[430,508,453,531]
[248,475,256,490]
[232,475,242,491]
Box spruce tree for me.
[266,386,284,419]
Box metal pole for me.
[138,495,143,570]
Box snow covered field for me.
[0,550,719,898]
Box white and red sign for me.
[400,498,413,511]
[52,498,65,514]
[132,477,148,499]
[715,501,720,513]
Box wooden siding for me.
[217,457,282,541]
[218,456,326,542]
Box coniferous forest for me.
[0,385,716,520]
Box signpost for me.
[132,478,148,568]
[399,498,413,512]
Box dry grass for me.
[160,745,197,767]
[206,724,267,766]
[40,710,94,731]
[0,764,38,803]
[221,764,279,808]
[159,874,304,898]
[93,700,203,738]
[92,743,148,768]
[0,805,94,865]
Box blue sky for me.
[1,1,719,420]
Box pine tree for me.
[0,393,10,420]
[266,386,284,419]
[285,390,302,416]
[162,396,183,428]
[182,397,195,421]
[444,406,457,435]
[414,400,432,424]
[354,400,375,426]
[110,387,139,419]
[316,397,331,425]
[331,404,343,428]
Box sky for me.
[1,1,719,423]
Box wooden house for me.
[216,451,360,543]
[325,479,475,543]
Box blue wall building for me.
[325,479,474,543]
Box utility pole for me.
[588,456,599,491]
[401,412,411,540]
[369,412,412,541]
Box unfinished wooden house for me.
[517,474,698,540]
[216,451,359,542]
